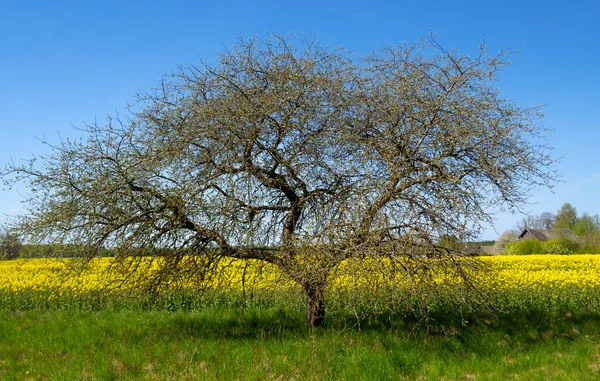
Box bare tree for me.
[538,212,556,230]
[515,215,536,232]
[2,34,557,327]
[493,230,519,254]
[515,212,556,232]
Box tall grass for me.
[2,308,600,380]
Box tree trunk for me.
[305,284,325,328]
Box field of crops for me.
[1,255,600,315]
[2,255,600,380]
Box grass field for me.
[1,255,600,379]
[2,309,600,380]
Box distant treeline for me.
[18,244,182,259]
[19,244,111,258]
[470,240,495,246]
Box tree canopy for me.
[554,203,578,229]
[2,34,557,326]
[573,214,599,237]
[0,232,21,260]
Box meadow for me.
[2,255,600,379]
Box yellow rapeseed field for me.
[0,257,121,297]
[0,256,290,296]
[1,255,600,296]
[481,254,600,291]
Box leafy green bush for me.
[505,240,543,255]
[505,238,581,255]
[580,232,600,254]
[541,239,575,254]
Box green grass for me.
[2,308,600,380]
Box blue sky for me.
[1,0,598,240]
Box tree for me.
[514,215,534,232]
[0,232,22,260]
[573,214,598,237]
[514,215,539,232]
[515,212,555,232]
[538,212,556,230]
[438,235,461,251]
[554,203,578,229]
[493,230,519,254]
[2,34,557,327]
[593,214,600,230]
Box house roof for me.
[479,245,496,255]
[462,243,497,255]
[518,228,581,243]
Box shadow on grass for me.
[144,304,600,345]
[4,306,600,380]
[149,307,309,340]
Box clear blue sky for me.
[1,0,598,240]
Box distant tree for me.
[581,231,600,254]
[493,230,519,254]
[515,212,556,232]
[554,203,578,229]
[1,34,557,327]
[515,215,536,232]
[573,214,598,237]
[538,212,556,229]
[0,232,22,260]
[438,235,461,251]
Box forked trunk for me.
[305,284,325,328]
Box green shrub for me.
[505,240,543,255]
[505,238,581,255]
[580,232,600,254]
[541,242,572,254]
[541,239,578,254]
